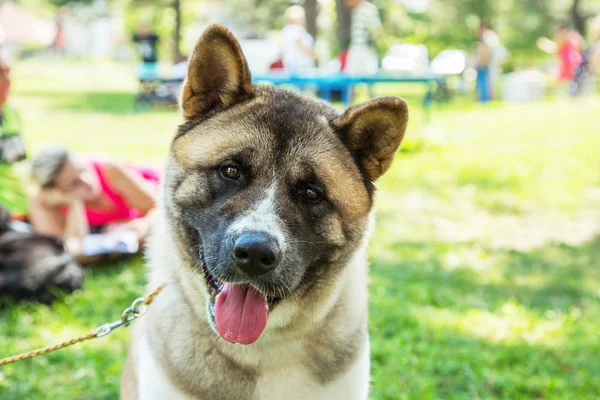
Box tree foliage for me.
[21,0,600,63]
[224,0,294,37]
[375,0,599,60]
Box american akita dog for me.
[121,24,408,400]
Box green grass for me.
[1,60,600,399]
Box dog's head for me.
[164,25,408,345]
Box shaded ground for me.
[0,61,599,399]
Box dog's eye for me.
[220,165,241,180]
[297,184,323,204]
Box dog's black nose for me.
[233,232,280,276]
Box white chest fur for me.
[254,338,371,400]
[136,335,370,400]
[137,336,189,400]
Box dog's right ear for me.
[181,24,253,120]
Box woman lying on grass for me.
[28,146,160,264]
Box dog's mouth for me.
[200,253,281,345]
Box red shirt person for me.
[556,23,582,81]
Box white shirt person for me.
[280,6,316,73]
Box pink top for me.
[63,160,160,227]
[558,37,581,81]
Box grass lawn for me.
[1,60,599,399]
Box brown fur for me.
[333,97,409,182]
[180,25,253,120]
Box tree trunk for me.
[570,0,586,36]
[305,0,318,39]
[335,0,351,52]
[173,0,183,62]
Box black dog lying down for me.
[0,206,83,304]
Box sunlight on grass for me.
[411,301,568,345]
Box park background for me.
[0,0,600,399]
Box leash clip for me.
[96,319,130,338]
[96,297,147,338]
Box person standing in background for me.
[475,22,492,103]
[555,22,582,84]
[344,0,382,75]
[280,5,316,73]
[475,22,503,103]
[537,21,584,94]
[52,9,67,55]
[133,23,160,80]
[483,24,508,89]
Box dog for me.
[0,206,83,304]
[121,24,408,400]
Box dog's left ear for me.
[333,97,408,182]
[181,24,253,120]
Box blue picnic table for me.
[252,72,444,119]
[136,72,444,119]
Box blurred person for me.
[345,0,382,75]
[52,8,67,55]
[28,147,160,263]
[555,22,582,83]
[280,5,316,73]
[0,50,26,164]
[133,23,160,79]
[475,22,497,103]
[475,21,503,102]
[485,25,508,84]
[537,22,586,95]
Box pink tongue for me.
[215,284,268,345]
